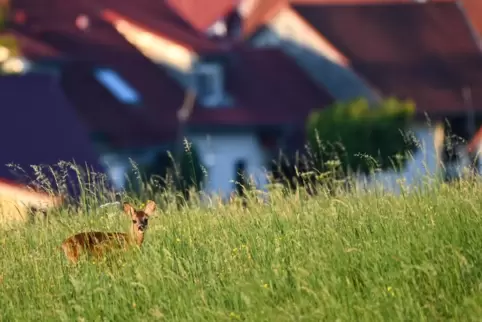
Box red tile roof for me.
[242,0,412,38]
[7,0,333,148]
[243,0,286,36]
[98,2,219,51]
[61,49,333,147]
[8,0,219,52]
[292,1,482,115]
[102,0,195,30]
[61,48,333,146]
[0,30,59,60]
[166,0,239,32]
[290,0,441,3]
[46,30,331,145]
[189,48,333,126]
[242,0,403,37]
[458,0,482,39]
[60,56,186,148]
[0,73,102,184]
[352,60,482,114]
[8,1,188,148]
[8,2,144,57]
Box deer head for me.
[123,201,157,244]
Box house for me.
[162,0,482,101]
[0,73,101,224]
[7,0,196,189]
[98,2,335,198]
[7,0,334,198]
[189,0,382,103]
[98,1,220,74]
[290,0,482,189]
[97,1,381,104]
[185,47,333,198]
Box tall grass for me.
[1,174,482,321]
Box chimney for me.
[225,2,242,39]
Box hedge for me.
[306,97,417,175]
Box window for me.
[94,68,141,105]
[194,64,224,107]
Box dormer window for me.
[194,63,225,107]
[94,68,141,106]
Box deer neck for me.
[129,226,145,247]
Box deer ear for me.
[144,200,157,216]
[123,202,135,217]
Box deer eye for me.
[132,220,137,223]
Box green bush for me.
[176,140,205,192]
[306,97,417,175]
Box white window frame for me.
[94,68,141,106]
[194,63,224,107]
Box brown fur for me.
[61,200,156,264]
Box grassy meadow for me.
[2,179,482,321]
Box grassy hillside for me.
[1,181,482,321]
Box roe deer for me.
[61,200,156,264]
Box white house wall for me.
[190,132,268,200]
[355,123,452,194]
[100,123,480,197]
[190,124,453,199]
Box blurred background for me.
[0,0,482,206]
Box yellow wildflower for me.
[229,312,240,320]
[387,286,395,297]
